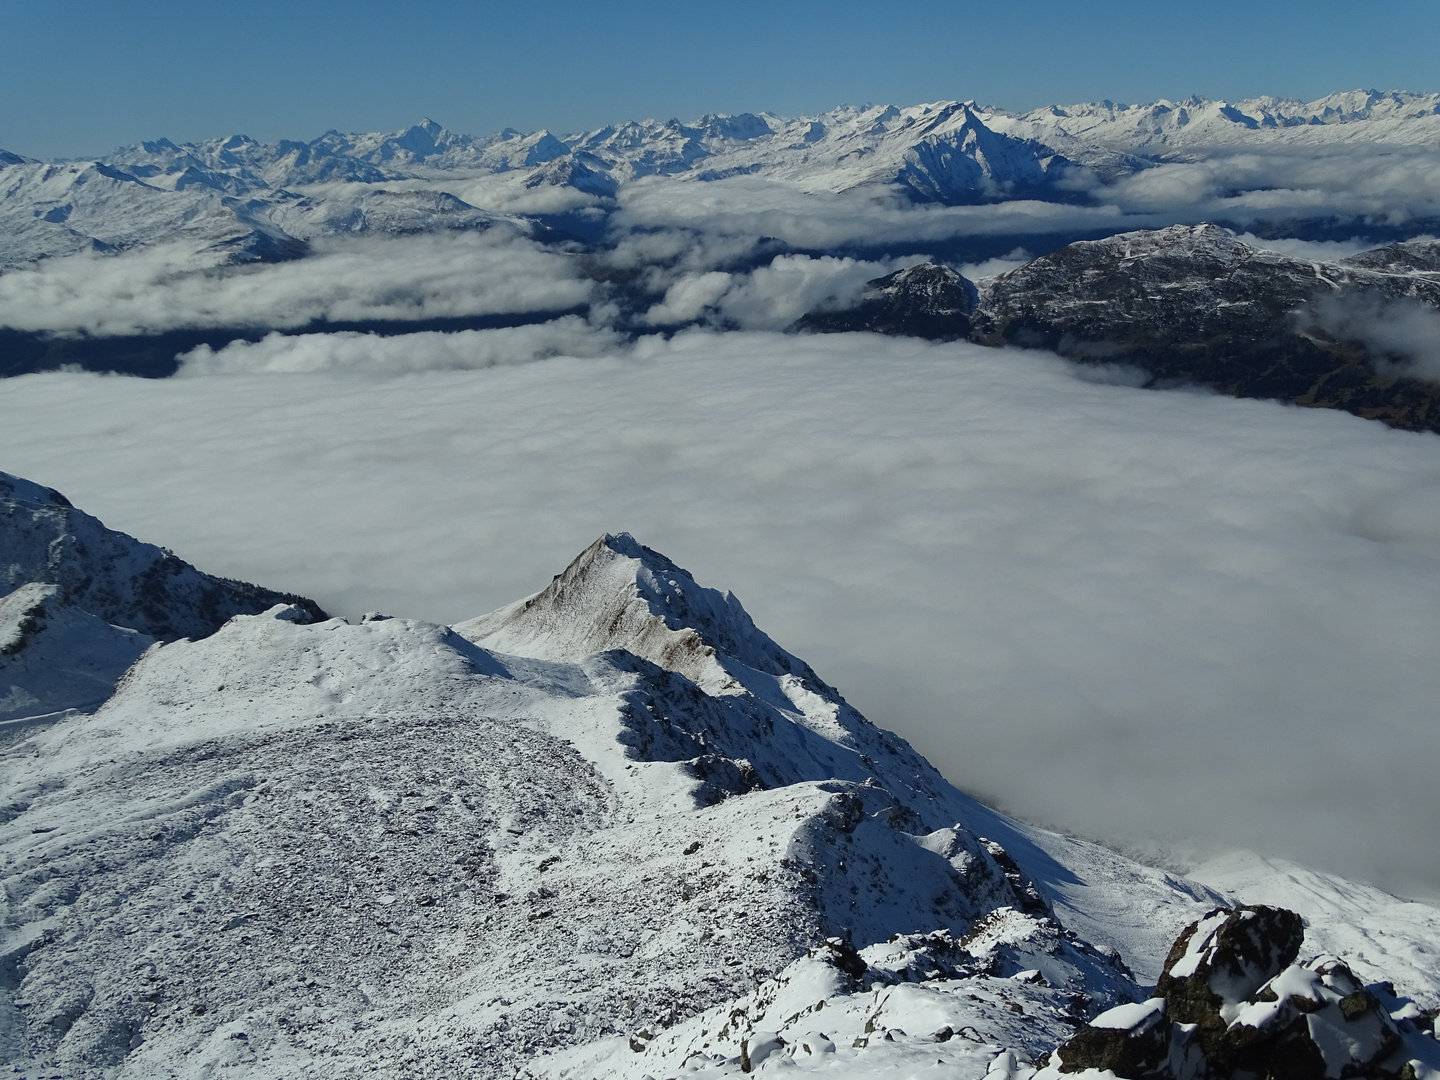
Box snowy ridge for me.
[987,90,1440,151]
[0,155,535,269]
[0,470,324,721]
[0,479,1437,1078]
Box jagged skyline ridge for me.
[11,88,1440,170]
[4,0,1439,159]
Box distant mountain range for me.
[2,91,1438,269]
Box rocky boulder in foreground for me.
[1052,905,1433,1080]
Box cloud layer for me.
[0,231,593,336]
[178,317,622,374]
[1302,292,1440,382]
[4,333,1440,901]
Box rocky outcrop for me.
[800,225,1440,434]
[1,470,325,719]
[1,471,325,641]
[1053,905,1422,1080]
[796,263,978,340]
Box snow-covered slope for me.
[0,485,1436,1078]
[0,470,325,721]
[0,582,153,723]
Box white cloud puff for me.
[642,255,896,330]
[642,271,734,325]
[0,230,593,336]
[178,317,623,375]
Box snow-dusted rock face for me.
[0,471,325,641]
[1049,905,1437,1080]
[974,225,1439,345]
[796,262,979,339]
[0,477,1437,1079]
[969,224,1440,431]
[1343,238,1440,276]
[800,225,1440,433]
[0,470,325,719]
[457,533,838,699]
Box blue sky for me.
[5,0,1438,158]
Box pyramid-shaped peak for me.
[454,533,835,698]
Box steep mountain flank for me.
[0,470,325,719]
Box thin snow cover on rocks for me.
[2,478,1438,1078]
[0,470,325,722]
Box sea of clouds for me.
[4,332,1440,901]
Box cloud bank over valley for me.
[4,335,1440,901]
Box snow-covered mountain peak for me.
[455,532,834,699]
[3,474,1438,1077]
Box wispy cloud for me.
[1301,291,1440,381]
[178,316,623,374]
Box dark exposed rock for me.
[968,224,1440,433]
[1057,998,1168,1075]
[684,753,766,805]
[796,263,978,340]
[1153,905,1305,1027]
[798,224,1440,434]
[1053,905,1411,1080]
[1,470,326,641]
[979,837,1051,917]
